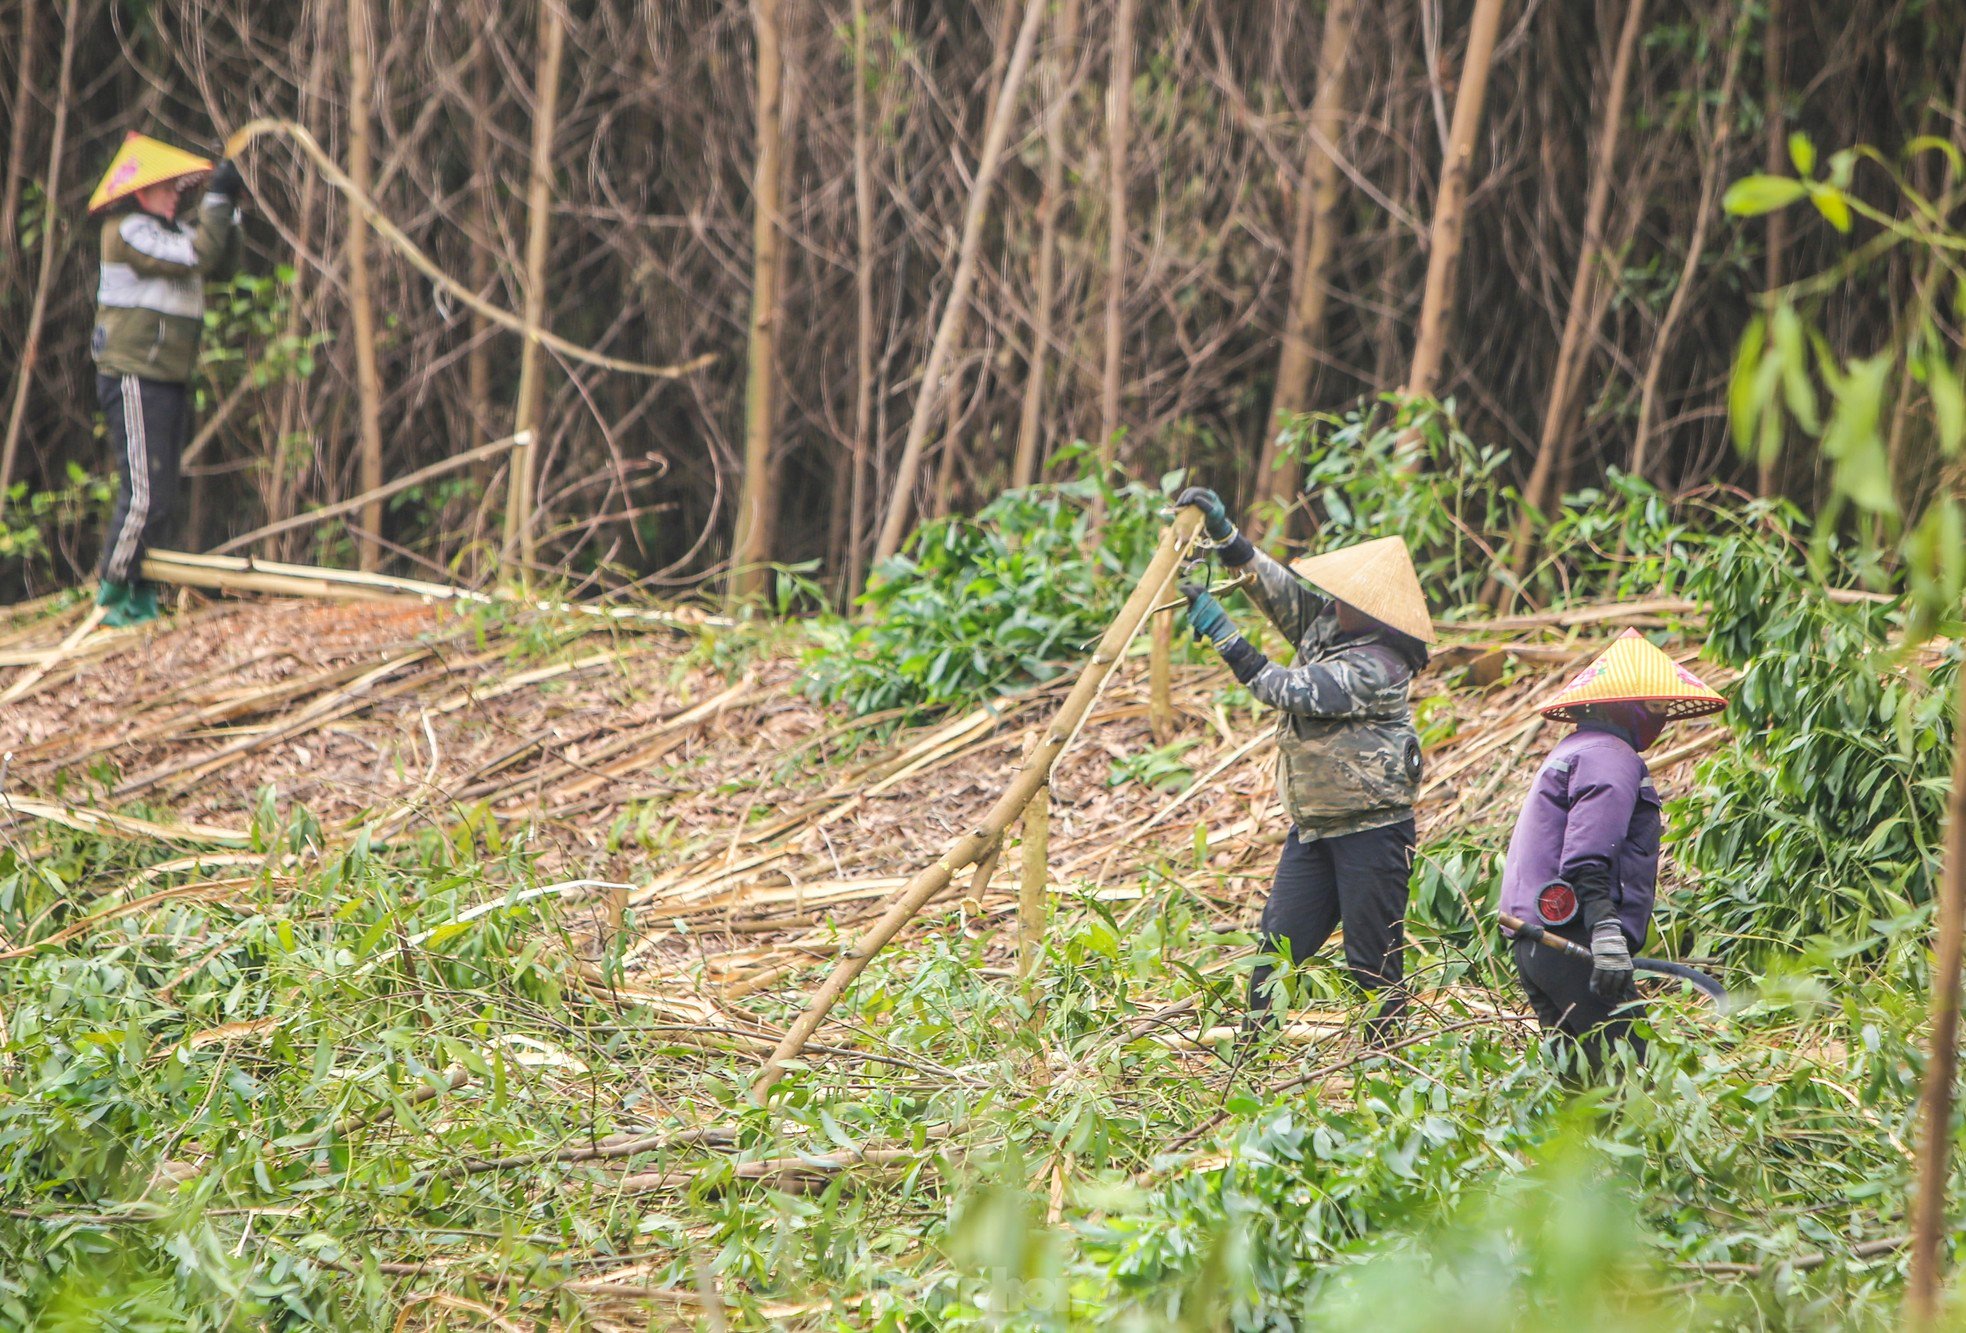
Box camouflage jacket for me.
[1228,546,1425,839]
[92,193,241,384]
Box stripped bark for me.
[345,0,387,571]
[844,0,877,596]
[1011,0,1084,491]
[729,0,785,601]
[1402,0,1507,404]
[503,0,567,579]
[871,0,1047,567]
[1255,0,1360,519]
[0,0,80,518]
[752,507,1204,1101]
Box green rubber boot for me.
[96,579,132,620]
[121,582,161,625]
[98,578,159,628]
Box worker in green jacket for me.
[86,132,245,626]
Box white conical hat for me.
[1288,536,1435,643]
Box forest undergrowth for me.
[1,412,1960,1329]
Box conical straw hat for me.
[1288,536,1435,643]
[89,133,213,214]
[1539,628,1726,721]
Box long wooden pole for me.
[1402,0,1507,405]
[1019,782,1051,989]
[504,0,566,579]
[1908,659,1966,1325]
[752,507,1204,1101]
[0,0,80,519]
[729,0,786,602]
[844,0,877,595]
[1011,0,1084,490]
[1756,0,1787,497]
[1255,0,1360,517]
[345,0,386,572]
[872,0,1048,567]
[0,0,38,279]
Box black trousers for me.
[97,372,189,583]
[1248,818,1414,1033]
[1511,933,1647,1072]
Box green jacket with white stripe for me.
[92,192,241,384]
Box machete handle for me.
[1498,911,1592,961]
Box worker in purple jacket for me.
[1500,630,1726,1067]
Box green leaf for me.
[1727,315,1768,457]
[1927,347,1965,457]
[1723,174,1808,216]
[1809,185,1853,233]
[1906,134,1966,181]
[1820,353,1896,514]
[1788,131,1817,176]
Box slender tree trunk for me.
[843,0,878,596]
[1255,0,1360,522]
[269,1,332,557]
[503,0,566,580]
[0,0,37,283]
[1498,0,1647,593]
[1756,0,1786,497]
[1402,0,1507,405]
[729,0,785,602]
[1096,0,1139,494]
[1630,9,1747,483]
[872,0,1047,567]
[467,2,497,446]
[1011,0,1083,491]
[345,0,387,571]
[0,0,80,519]
[1909,660,1966,1325]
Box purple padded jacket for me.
[1499,723,1663,947]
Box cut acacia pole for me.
[1908,661,1966,1322]
[504,0,566,578]
[1149,607,1174,744]
[1019,783,1051,985]
[1498,0,1647,592]
[0,0,80,517]
[215,433,526,554]
[1401,0,1507,405]
[0,0,37,275]
[844,0,877,595]
[729,0,785,602]
[1096,0,1139,488]
[1757,0,1787,497]
[872,0,1048,567]
[1011,0,1083,490]
[1255,0,1360,518]
[345,0,386,572]
[752,508,1204,1101]
[0,604,107,707]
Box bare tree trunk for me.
[268,0,332,557]
[729,0,785,602]
[0,0,80,518]
[503,0,566,580]
[0,0,37,282]
[1756,0,1787,497]
[1255,0,1360,522]
[345,0,387,571]
[1096,0,1139,495]
[1498,0,1647,593]
[1630,9,1747,483]
[843,0,878,595]
[1909,660,1966,1325]
[467,1,497,446]
[872,0,1047,568]
[1011,0,1083,491]
[1402,0,1507,405]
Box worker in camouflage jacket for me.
[1173,488,1435,1045]
[85,132,246,626]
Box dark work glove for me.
[1180,581,1237,649]
[207,158,245,201]
[1589,918,1635,1003]
[1174,486,1236,544]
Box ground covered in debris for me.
[0,584,1932,1329]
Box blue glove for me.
[1174,486,1235,543]
[1181,581,1237,648]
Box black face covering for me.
[1579,701,1665,751]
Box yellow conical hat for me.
[89,133,213,213]
[1288,535,1435,643]
[1539,628,1726,721]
